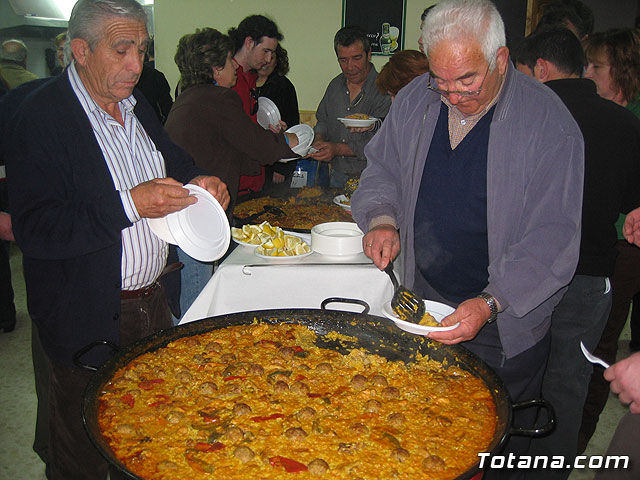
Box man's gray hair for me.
[68,0,147,50]
[1,39,28,64]
[422,0,506,70]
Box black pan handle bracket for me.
[509,398,556,437]
[72,340,120,372]
[321,297,370,314]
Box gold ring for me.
[366,243,373,247]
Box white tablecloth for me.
[179,241,394,324]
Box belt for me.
[120,262,183,300]
[121,282,160,300]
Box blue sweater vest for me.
[414,102,495,304]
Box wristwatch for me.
[477,292,499,323]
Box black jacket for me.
[546,78,640,276]
[6,71,205,366]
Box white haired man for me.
[351,1,584,477]
[6,0,229,478]
[0,39,38,89]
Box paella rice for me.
[98,323,497,479]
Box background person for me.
[0,39,38,89]
[310,26,391,188]
[593,350,640,480]
[513,26,640,480]
[256,44,300,189]
[48,32,68,76]
[0,75,59,471]
[5,1,229,478]
[351,2,584,476]
[228,14,283,195]
[136,36,173,124]
[579,27,640,453]
[165,27,298,320]
[536,0,594,42]
[376,49,429,99]
[623,206,640,245]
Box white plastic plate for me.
[337,117,379,128]
[382,300,459,335]
[257,97,281,129]
[333,194,352,213]
[164,184,230,262]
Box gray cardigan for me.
[352,64,584,358]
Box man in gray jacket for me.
[352,0,584,475]
[311,26,391,188]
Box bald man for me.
[0,39,38,89]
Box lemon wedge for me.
[284,235,301,249]
[259,221,275,236]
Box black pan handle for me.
[321,297,370,314]
[509,398,556,437]
[72,340,120,372]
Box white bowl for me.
[311,222,363,256]
[148,185,230,262]
[286,124,315,156]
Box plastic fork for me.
[384,261,425,323]
[580,341,610,369]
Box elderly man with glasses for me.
[352,0,584,474]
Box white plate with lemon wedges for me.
[231,221,312,259]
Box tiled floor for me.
[0,244,634,479]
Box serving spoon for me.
[580,341,610,369]
[384,261,425,323]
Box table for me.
[179,239,395,324]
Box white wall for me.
[153,0,432,110]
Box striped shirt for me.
[68,63,167,290]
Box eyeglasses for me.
[250,88,259,115]
[427,63,491,97]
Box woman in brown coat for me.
[165,27,298,319]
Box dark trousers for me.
[32,323,51,464]
[47,286,172,480]
[463,322,551,480]
[526,275,612,480]
[0,239,16,331]
[579,241,640,452]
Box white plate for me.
[163,185,230,262]
[337,117,379,128]
[257,97,281,129]
[147,216,178,244]
[232,237,261,248]
[382,300,459,335]
[254,248,313,261]
[333,194,352,213]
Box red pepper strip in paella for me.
[269,455,308,473]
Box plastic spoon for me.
[580,341,610,369]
